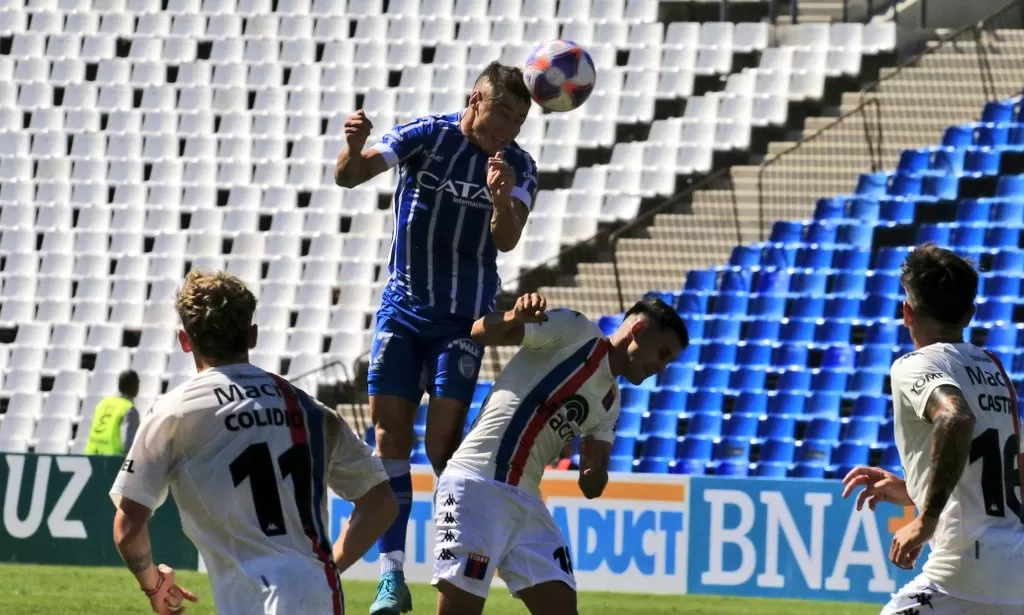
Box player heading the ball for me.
[843,243,1024,615]
[110,270,398,615]
[431,293,688,615]
[334,61,538,615]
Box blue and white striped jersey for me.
[370,112,538,322]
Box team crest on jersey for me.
[548,395,590,442]
[458,354,478,380]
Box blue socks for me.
[378,459,412,574]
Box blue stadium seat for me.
[767,392,806,417]
[814,197,847,220]
[685,269,718,292]
[636,458,670,473]
[615,409,643,435]
[734,392,768,415]
[719,269,752,293]
[712,293,750,316]
[795,440,832,465]
[791,271,829,295]
[745,318,781,342]
[922,174,959,200]
[611,436,636,457]
[762,245,797,268]
[702,342,738,366]
[621,385,651,410]
[825,297,860,320]
[805,222,839,244]
[852,395,888,419]
[983,100,1015,123]
[856,345,895,370]
[830,271,866,295]
[993,200,1024,225]
[796,246,834,269]
[669,458,706,475]
[856,172,889,196]
[804,392,841,418]
[865,272,901,296]
[713,437,751,462]
[729,246,761,267]
[777,370,812,392]
[772,344,808,368]
[771,220,804,243]
[822,345,856,370]
[996,174,1024,199]
[983,276,1024,298]
[780,319,816,343]
[750,294,786,318]
[758,415,796,440]
[804,417,841,442]
[753,463,789,477]
[642,435,678,459]
[916,224,951,245]
[878,420,895,445]
[888,173,923,198]
[878,197,915,224]
[598,314,624,336]
[848,197,880,221]
[678,436,714,461]
[644,410,680,436]
[755,270,792,294]
[694,367,731,391]
[987,227,1019,249]
[817,322,853,346]
[715,461,750,477]
[790,464,827,479]
[880,445,901,472]
[608,456,635,473]
[986,324,1020,347]
[659,364,694,388]
[678,294,710,318]
[965,148,1000,175]
[930,147,965,173]
[737,342,772,367]
[950,224,985,248]
[688,390,725,412]
[760,438,796,463]
[898,149,930,173]
[723,413,760,438]
[837,223,874,248]
[705,318,742,341]
[832,442,870,469]
[730,367,766,392]
[676,342,700,366]
[651,388,687,411]
[811,369,848,392]
[992,250,1024,273]
[874,247,911,271]
[976,123,1009,148]
[942,124,973,147]
[842,418,880,444]
[977,299,1014,323]
[865,322,899,345]
[834,248,872,271]
[686,412,723,438]
[956,199,991,222]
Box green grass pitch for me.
[0,562,879,614]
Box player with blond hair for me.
[844,244,1024,615]
[110,270,398,615]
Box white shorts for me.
[430,470,576,599]
[882,573,1024,615]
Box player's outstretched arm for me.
[841,466,913,510]
[332,480,398,573]
[890,384,975,569]
[471,292,547,347]
[334,110,389,188]
[114,498,198,614]
[578,436,611,499]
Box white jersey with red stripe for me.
[890,343,1024,604]
[446,308,621,498]
[110,363,388,615]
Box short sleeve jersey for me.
[110,364,387,615]
[891,343,1024,603]
[370,113,539,321]
[446,309,621,497]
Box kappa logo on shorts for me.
[908,592,934,609]
[442,512,456,525]
[463,553,490,580]
[437,548,456,562]
[442,493,457,507]
[441,529,456,543]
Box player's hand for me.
[143,564,199,615]
[487,151,514,203]
[343,110,373,151]
[841,465,913,511]
[511,292,547,323]
[890,514,937,570]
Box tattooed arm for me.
[113,497,161,590]
[921,384,977,520]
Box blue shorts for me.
[367,302,483,406]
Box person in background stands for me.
[85,369,141,456]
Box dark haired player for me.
[430,293,688,615]
[334,61,538,614]
[843,243,1024,615]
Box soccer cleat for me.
[369,571,413,615]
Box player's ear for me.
[628,317,647,341]
[178,329,193,353]
[468,89,483,109]
[248,324,259,350]
[902,300,913,325]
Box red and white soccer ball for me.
[522,40,597,113]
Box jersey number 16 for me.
[970,428,1022,521]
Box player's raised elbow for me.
[492,233,521,253]
[578,471,608,500]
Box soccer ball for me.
[522,40,596,113]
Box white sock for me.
[380,551,404,574]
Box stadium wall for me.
[329,468,925,603]
[0,455,922,602]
